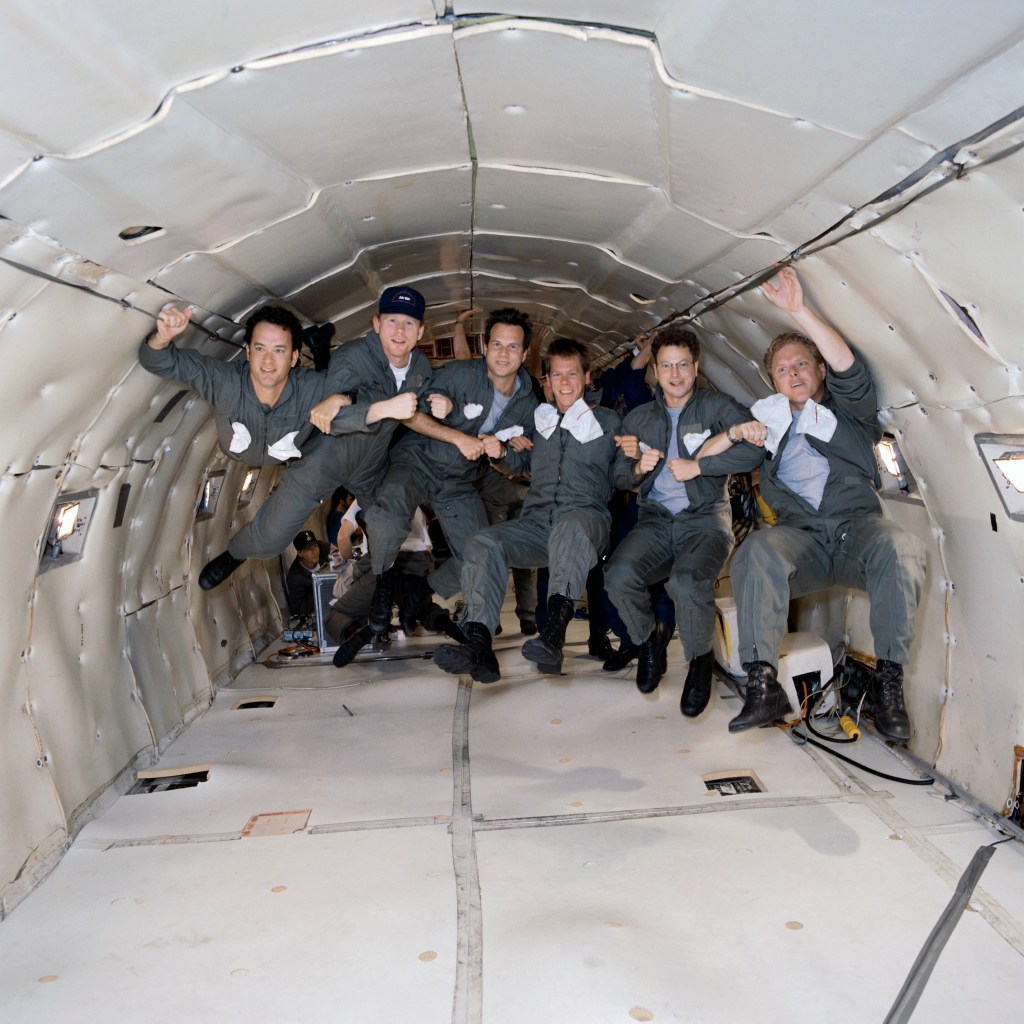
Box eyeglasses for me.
[657,361,693,373]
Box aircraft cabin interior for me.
[0,2,1022,1021]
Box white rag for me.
[751,393,837,455]
[683,429,711,456]
[561,398,604,444]
[463,403,483,419]
[229,422,252,454]
[534,404,560,439]
[494,425,524,442]
[267,430,303,461]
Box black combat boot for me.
[635,621,670,694]
[602,641,640,671]
[333,622,372,668]
[420,602,467,645]
[432,622,500,684]
[522,594,576,674]
[867,659,911,743]
[680,650,715,717]
[397,573,433,635]
[728,661,792,732]
[199,550,246,590]
[368,567,398,634]
[587,632,616,661]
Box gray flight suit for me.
[460,401,635,634]
[365,359,538,599]
[476,463,537,624]
[226,331,433,561]
[604,386,766,658]
[731,354,927,668]
[138,339,328,465]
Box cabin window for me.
[975,433,1024,522]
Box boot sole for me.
[727,693,793,733]
[432,645,501,684]
[522,640,563,674]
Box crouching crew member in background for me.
[285,530,330,625]
[729,267,927,741]
[432,337,635,683]
[605,325,767,715]
[365,308,538,638]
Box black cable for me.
[789,727,934,786]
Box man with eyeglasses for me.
[364,308,539,637]
[604,324,766,716]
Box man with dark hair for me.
[432,337,635,683]
[285,529,331,622]
[139,303,335,465]
[729,267,927,741]
[197,286,433,590]
[364,306,539,635]
[605,325,766,715]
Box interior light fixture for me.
[196,470,227,522]
[237,468,261,508]
[975,433,1024,522]
[39,489,98,573]
[875,435,914,496]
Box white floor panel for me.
[0,828,458,1024]
[1,624,1022,1023]
[474,806,1023,1024]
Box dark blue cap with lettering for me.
[378,285,425,321]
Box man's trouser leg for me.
[461,518,551,635]
[365,463,424,576]
[731,522,833,669]
[426,489,491,599]
[832,516,927,664]
[604,520,675,645]
[228,437,341,560]
[664,515,734,660]
[547,509,609,601]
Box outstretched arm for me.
[762,267,854,373]
[147,305,193,349]
[452,307,481,360]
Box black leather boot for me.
[420,602,467,645]
[199,550,246,590]
[333,622,372,668]
[522,594,575,674]
[602,642,639,671]
[368,567,398,634]
[432,621,500,683]
[867,659,911,743]
[397,573,433,635]
[728,662,792,732]
[680,650,715,717]
[587,632,615,661]
[636,622,670,694]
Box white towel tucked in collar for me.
[751,393,837,455]
[561,398,604,444]
[534,404,560,439]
